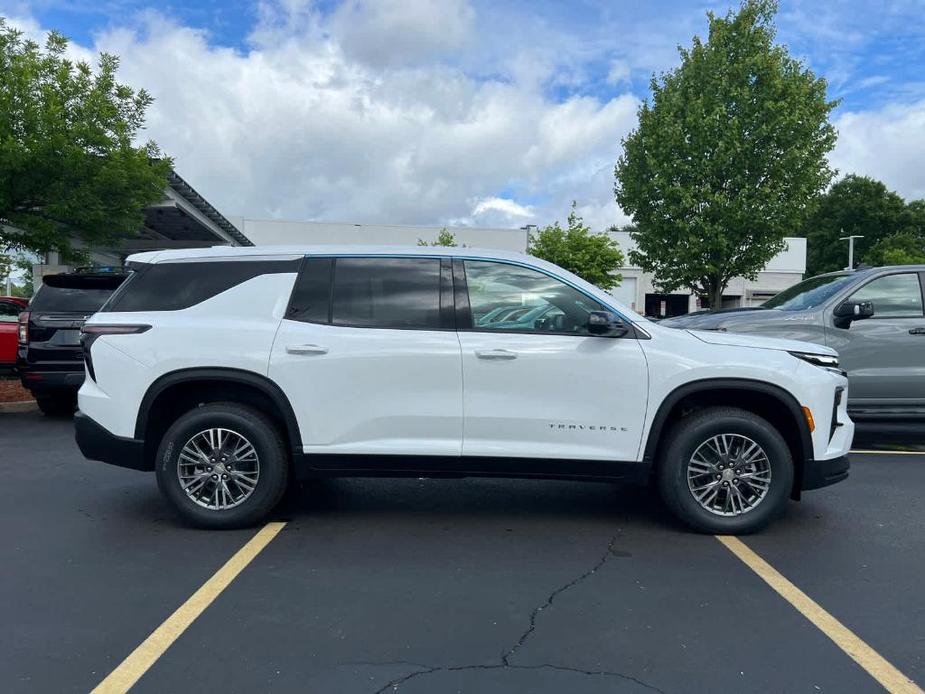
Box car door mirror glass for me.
[587,311,629,337]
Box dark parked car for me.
[18,272,127,415]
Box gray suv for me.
[661,266,925,423]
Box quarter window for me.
[463,260,607,335]
[849,273,923,318]
[331,258,442,330]
[287,258,333,323]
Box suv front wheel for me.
[155,403,289,529]
[657,407,794,534]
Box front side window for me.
[464,260,606,335]
[848,273,924,318]
[332,258,442,330]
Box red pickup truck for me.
[0,296,29,370]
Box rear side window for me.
[332,258,441,330]
[105,259,300,312]
[0,301,20,322]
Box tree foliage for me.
[864,232,925,267]
[615,0,837,307]
[417,227,459,246]
[0,18,171,259]
[803,175,925,273]
[528,202,624,290]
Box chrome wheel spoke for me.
[687,433,771,518]
[178,428,260,511]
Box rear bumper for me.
[74,410,150,471]
[801,454,850,491]
[19,369,85,393]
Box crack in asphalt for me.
[369,531,667,694]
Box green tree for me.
[615,0,837,307]
[417,227,459,247]
[0,18,171,259]
[864,232,925,266]
[804,175,912,274]
[529,202,624,290]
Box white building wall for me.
[237,217,806,316]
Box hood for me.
[686,329,837,356]
[660,307,786,330]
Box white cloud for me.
[832,100,925,200]
[472,197,533,219]
[328,0,475,67]
[606,59,630,85]
[29,2,639,232]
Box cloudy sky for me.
[3,0,925,231]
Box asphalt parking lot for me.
[1,410,923,693]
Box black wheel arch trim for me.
[642,378,814,466]
[135,367,303,454]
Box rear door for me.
[826,271,925,417]
[269,255,464,458]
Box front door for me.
[456,259,649,462]
[269,255,463,456]
[827,271,925,416]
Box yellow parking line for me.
[91,521,287,694]
[850,449,925,456]
[717,535,922,694]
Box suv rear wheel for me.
[657,407,793,534]
[155,403,289,529]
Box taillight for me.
[80,324,151,381]
[18,311,30,344]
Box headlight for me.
[789,351,841,372]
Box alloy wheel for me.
[177,428,260,510]
[687,433,772,517]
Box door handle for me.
[475,349,517,360]
[909,328,925,335]
[286,344,328,355]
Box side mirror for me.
[833,300,874,328]
[588,311,630,337]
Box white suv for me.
[75,246,853,533]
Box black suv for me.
[18,271,127,415]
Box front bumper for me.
[74,411,150,471]
[801,454,850,491]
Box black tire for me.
[657,407,794,534]
[155,403,289,529]
[36,393,77,416]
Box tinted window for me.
[31,279,123,313]
[0,301,20,322]
[287,258,333,323]
[850,273,923,317]
[332,258,441,329]
[464,260,606,335]
[762,273,856,311]
[105,259,300,312]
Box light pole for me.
[839,231,864,270]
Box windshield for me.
[762,274,855,311]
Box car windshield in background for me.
[31,275,126,313]
[761,274,855,311]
